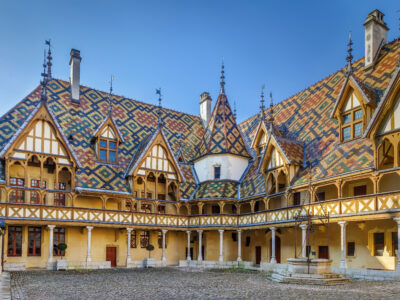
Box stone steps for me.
[271,272,350,285]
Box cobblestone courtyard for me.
[9,268,400,299]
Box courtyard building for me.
[1,9,400,278]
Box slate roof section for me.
[196,93,250,160]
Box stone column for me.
[197,230,203,262]
[126,228,133,265]
[299,224,307,258]
[161,229,167,264]
[47,225,56,268]
[270,227,277,264]
[338,221,347,268]
[237,229,242,262]
[218,230,224,262]
[394,217,400,271]
[186,231,191,261]
[86,226,93,263]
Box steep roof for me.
[196,92,250,160]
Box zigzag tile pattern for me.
[194,181,238,199]
[239,39,400,196]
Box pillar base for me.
[237,257,242,262]
[270,258,277,264]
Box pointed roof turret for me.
[196,65,250,160]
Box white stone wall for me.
[194,154,249,182]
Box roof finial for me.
[268,91,274,126]
[346,31,353,75]
[233,101,237,120]
[40,48,48,103]
[108,75,114,116]
[260,84,266,120]
[45,40,52,80]
[220,57,225,94]
[156,88,163,128]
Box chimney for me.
[69,49,82,103]
[200,92,212,126]
[364,9,388,69]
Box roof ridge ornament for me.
[156,88,164,128]
[346,31,353,75]
[40,43,49,103]
[233,101,237,120]
[268,91,274,128]
[45,40,52,80]
[260,84,265,121]
[220,57,225,94]
[108,75,114,117]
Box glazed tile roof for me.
[239,38,400,194]
[196,93,250,160]
[193,180,238,199]
[273,135,304,165]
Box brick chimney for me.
[69,49,82,103]
[364,10,388,69]
[200,92,212,126]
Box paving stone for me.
[8,268,400,300]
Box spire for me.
[45,40,52,80]
[233,101,237,120]
[108,75,114,116]
[156,88,163,128]
[268,92,274,128]
[346,32,353,75]
[220,57,225,94]
[40,47,48,103]
[259,84,266,120]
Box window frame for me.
[340,91,364,142]
[130,230,137,248]
[7,226,22,257]
[140,231,150,248]
[10,177,25,203]
[53,227,66,256]
[214,166,221,180]
[54,182,66,206]
[28,227,42,256]
[98,135,118,164]
[373,232,385,256]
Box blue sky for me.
[0,0,398,122]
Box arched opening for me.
[105,198,120,210]
[167,182,178,201]
[191,204,199,215]
[314,184,338,202]
[277,171,287,193]
[240,202,252,214]
[157,174,166,200]
[27,155,41,204]
[267,173,276,195]
[268,195,286,209]
[146,172,156,199]
[55,167,72,206]
[342,177,373,197]
[254,200,265,212]
[223,203,237,214]
[378,139,394,170]
[378,173,400,193]
[179,205,188,215]
[135,176,145,198]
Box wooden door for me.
[255,246,261,265]
[269,236,281,263]
[106,246,117,267]
[318,246,329,259]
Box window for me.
[347,242,355,257]
[158,231,167,248]
[130,230,137,248]
[318,246,329,259]
[392,232,398,257]
[374,232,384,256]
[341,91,363,141]
[98,137,117,163]
[141,203,152,213]
[157,194,166,200]
[7,226,22,256]
[31,180,45,204]
[54,182,66,206]
[10,177,25,203]
[245,236,251,247]
[140,231,150,248]
[53,228,65,256]
[354,185,367,197]
[232,232,237,242]
[293,192,301,206]
[158,205,166,214]
[28,227,41,256]
[211,205,220,214]
[315,192,325,202]
[214,166,221,179]
[146,192,152,199]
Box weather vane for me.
[156,88,163,128]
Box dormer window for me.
[341,90,363,141]
[267,147,283,170]
[97,125,119,163]
[214,166,221,179]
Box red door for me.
[255,246,262,265]
[270,236,281,263]
[318,246,329,259]
[106,247,117,267]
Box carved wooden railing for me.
[0,190,399,228]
